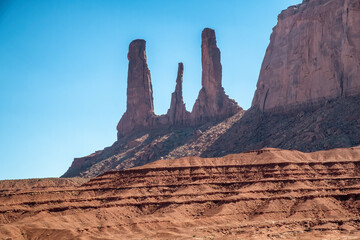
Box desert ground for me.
[1,147,359,239]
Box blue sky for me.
[0,0,301,180]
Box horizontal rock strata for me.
[2,147,360,239]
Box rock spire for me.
[167,62,190,125]
[117,28,241,138]
[191,28,241,123]
[117,39,155,138]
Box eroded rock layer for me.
[252,0,360,111]
[2,147,360,239]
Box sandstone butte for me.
[62,0,360,179]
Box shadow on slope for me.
[202,96,360,157]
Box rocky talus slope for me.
[1,147,360,239]
[63,95,360,178]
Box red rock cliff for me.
[252,0,360,111]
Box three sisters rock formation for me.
[117,28,241,138]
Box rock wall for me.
[252,0,360,112]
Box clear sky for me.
[0,0,301,180]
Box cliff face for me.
[252,0,360,111]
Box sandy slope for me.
[1,147,360,239]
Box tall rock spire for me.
[167,63,190,125]
[191,28,241,123]
[117,39,155,138]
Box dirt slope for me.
[1,147,360,239]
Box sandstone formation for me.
[252,0,360,111]
[191,28,241,123]
[116,28,240,139]
[116,39,155,138]
[3,147,360,239]
[166,62,190,125]
[64,0,360,178]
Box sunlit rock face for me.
[117,39,155,138]
[191,28,241,123]
[252,0,360,112]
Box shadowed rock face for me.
[167,63,190,125]
[252,0,360,112]
[191,28,241,123]
[117,40,155,138]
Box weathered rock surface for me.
[117,40,155,137]
[252,0,360,111]
[191,28,241,123]
[166,62,190,125]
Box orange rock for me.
[191,28,241,123]
[252,0,360,112]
